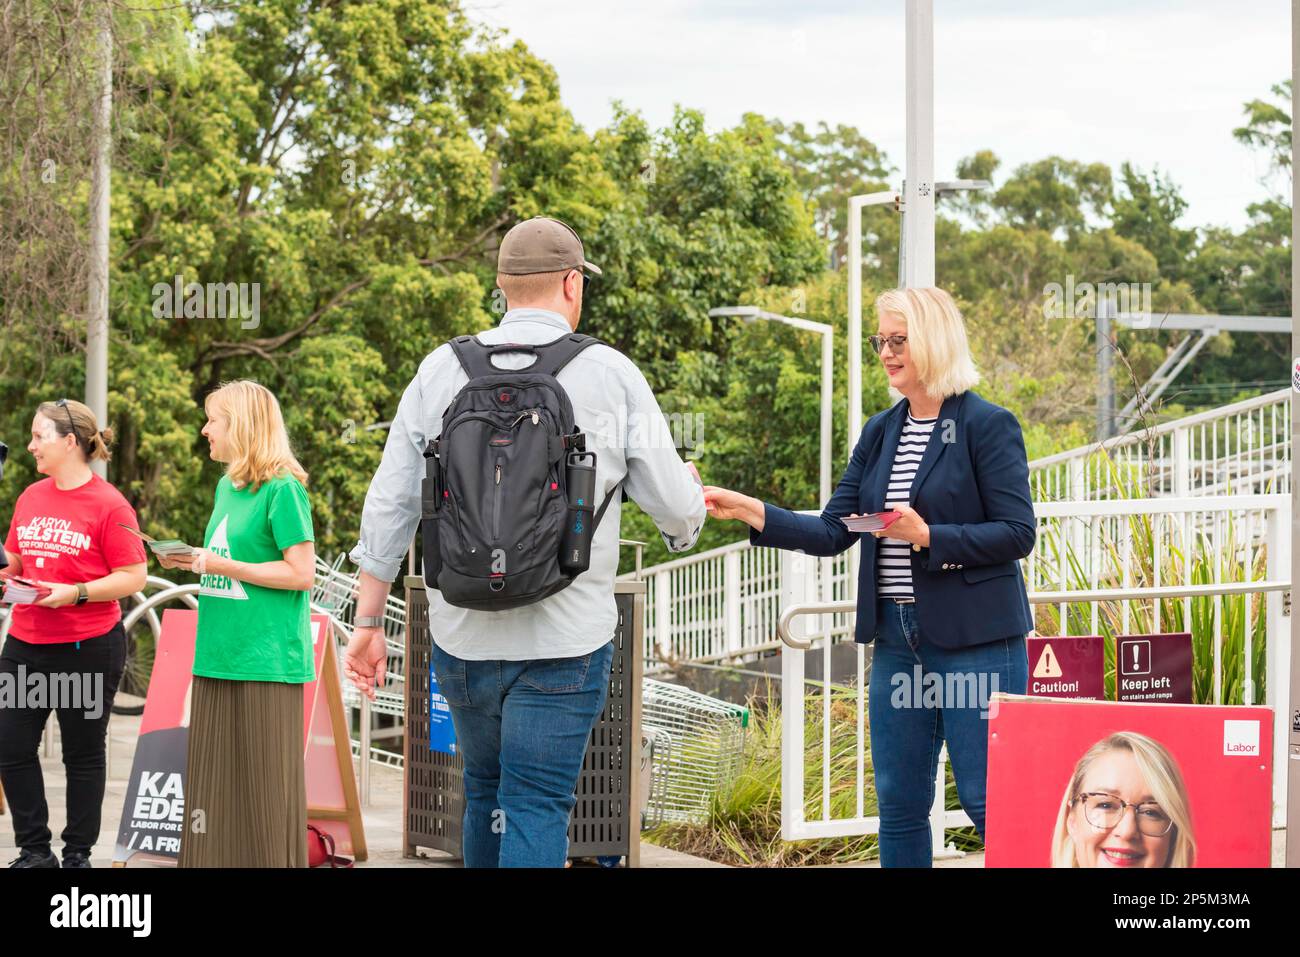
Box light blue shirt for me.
[350,308,705,659]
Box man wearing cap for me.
[344,218,705,867]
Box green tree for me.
[768,119,893,269]
[993,156,1113,238]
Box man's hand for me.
[344,626,387,700]
[872,503,930,547]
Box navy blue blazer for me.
[750,390,1036,649]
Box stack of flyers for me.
[148,539,196,559]
[116,523,196,559]
[1,576,52,604]
[841,511,902,533]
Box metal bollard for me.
[359,693,371,806]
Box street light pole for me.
[85,2,112,478]
[710,305,836,621]
[708,306,833,506]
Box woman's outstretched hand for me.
[702,485,765,532]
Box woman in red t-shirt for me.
[0,399,147,869]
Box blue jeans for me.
[867,598,1027,867]
[428,640,615,868]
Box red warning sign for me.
[1116,633,1193,704]
[1026,635,1105,700]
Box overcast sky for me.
[468,0,1290,232]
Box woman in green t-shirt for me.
[156,380,316,868]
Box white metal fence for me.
[628,522,858,669]
[1028,388,1290,502]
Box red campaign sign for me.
[1025,635,1105,700]
[114,610,364,865]
[112,610,199,864]
[1116,633,1193,704]
[986,695,1273,867]
[302,616,362,858]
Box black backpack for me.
[420,333,619,610]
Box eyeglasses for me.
[55,398,80,444]
[868,334,908,355]
[1074,792,1174,837]
[570,269,590,296]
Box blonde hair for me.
[874,287,979,399]
[37,399,113,462]
[204,380,308,490]
[1051,731,1196,868]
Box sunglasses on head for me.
[868,334,908,355]
[54,398,80,443]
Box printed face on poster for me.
[985,695,1272,868]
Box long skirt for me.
[177,675,307,868]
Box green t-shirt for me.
[193,473,316,683]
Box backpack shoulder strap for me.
[447,335,501,380]
[530,333,606,378]
[447,333,607,380]
[591,479,622,532]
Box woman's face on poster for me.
[1066,750,1174,868]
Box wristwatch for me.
[74,582,89,606]
[355,615,384,628]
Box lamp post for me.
[709,306,836,620]
[708,306,833,507]
[85,1,112,478]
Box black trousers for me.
[0,624,126,855]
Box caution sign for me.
[1025,635,1104,700]
[1033,644,1063,678]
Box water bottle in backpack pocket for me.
[560,450,597,575]
[421,437,442,588]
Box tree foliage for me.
[0,5,1291,577]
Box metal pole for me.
[903,0,935,288]
[85,2,112,478]
[848,196,865,459]
[820,325,834,620]
[1097,297,1113,441]
[820,327,833,506]
[360,693,371,806]
[1286,0,1299,868]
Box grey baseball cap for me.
[497,217,602,277]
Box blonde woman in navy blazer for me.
[705,286,1035,867]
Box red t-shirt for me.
[3,474,147,643]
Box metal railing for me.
[620,516,856,669]
[1028,388,1289,502]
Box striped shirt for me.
[876,413,937,599]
